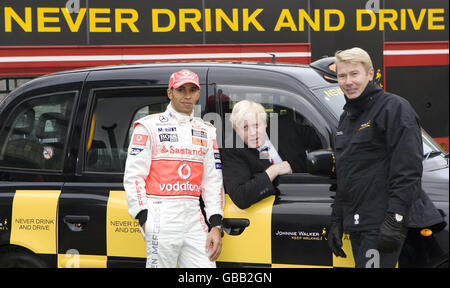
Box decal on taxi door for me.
[10,190,60,254]
[107,190,146,258]
[218,194,275,265]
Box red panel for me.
[0,43,311,76]
[384,41,449,67]
[384,54,449,67]
[384,41,449,51]
[0,43,310,57]
[434,137,449,153]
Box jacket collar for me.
[343,81,382,120]
[165,102,194,124]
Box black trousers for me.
[349,229,406,268]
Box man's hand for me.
[277,161,293,175]
[206,226,222,262]
[137,210,148,234]
[266,161,292,181]
[328,219,347,258]
[377,213,406,253]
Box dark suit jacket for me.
[220,147,277,210]
[220,120,322,209]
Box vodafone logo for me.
[132,134,148,145]
[159,181,200,194]
[156,162,201,196]
[178,164,191,180]
[159,164,199,194]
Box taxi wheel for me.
[0,246,48,268]
[436,259,448,268]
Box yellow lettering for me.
[115,9,139,32]
[62,8,86,32]
[204,8,211,32]
[243,9,265,31]
[379,9,398,31]
[400,9,406,30]
[89,8,111,32]
[152,9,176,32]
[5,7,442,35]
[324,9,344,31]
[324,88,343,97]
[428,9,445,30]
[216,9,239,32]
[274,9,297,31]
[356,9,376,31]
[4,7,32,32]
[407,9,426,30]
[179,9,202,32]
[299,9,320,31]
[37,7,60,32]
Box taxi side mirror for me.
[306,149,336,178]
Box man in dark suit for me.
[220,100,322,209]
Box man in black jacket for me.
[328,47,426,268]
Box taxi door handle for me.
[63,215,90,232]
[222,218,250,236]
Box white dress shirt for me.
[257,135,283,164]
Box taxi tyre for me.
[436,259,448,268]
[0,246,48,268]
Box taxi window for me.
[0,77,34,101]
[217,84,328,173]
[85,88,169,173]
[218,84,329,150]
[0,92,75,171]
[312,86,346,120]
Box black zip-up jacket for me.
[333,81,424,232]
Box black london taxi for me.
[0,59,448,268]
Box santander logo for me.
[160,145,205,156]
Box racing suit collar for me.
[343,81,381,120]
[166,102,194,124]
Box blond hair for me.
[335,47,373,72]
[229,100,267,129]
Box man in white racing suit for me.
[124,69,225,268]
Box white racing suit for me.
[124,103,224,268]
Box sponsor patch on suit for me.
[192,137,207,147]
[192,129,207,139]
[159,134,178,142]
[132,134,148,146]
[158,127,177,132]
[130,148,144,156]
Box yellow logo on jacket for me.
[358,120,371,130]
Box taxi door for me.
[0,89,78,267]
[57,86,168,268]
[211,69,355,268]
[57,67,210,268]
